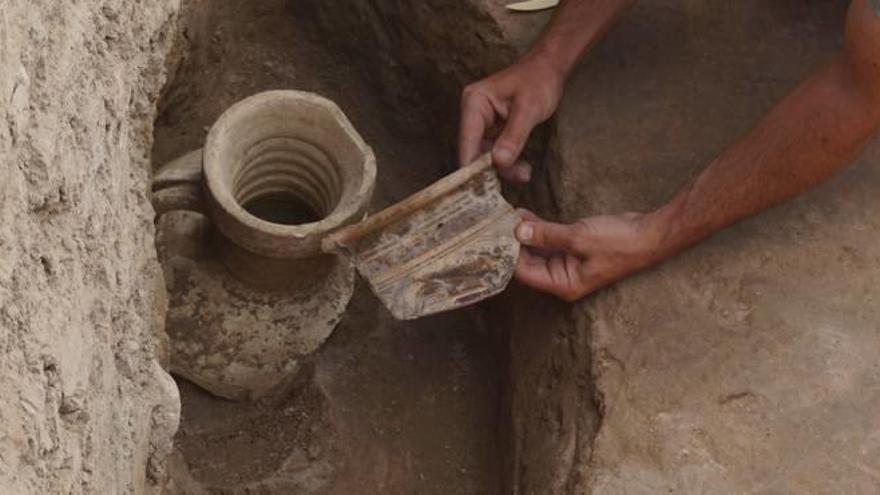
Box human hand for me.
[458,55,564,182]
[514,209,669,301]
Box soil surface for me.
[152,1,500,493]
[542,1,880,492]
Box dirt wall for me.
[292,0,521,154]
[0,1,180,492]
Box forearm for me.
[509,1,880,300]
[650,54,880,258]
[525,0,634,78]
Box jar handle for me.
[152,149,206,217]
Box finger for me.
[515,249,558,293]
[515,209,554,256]
[493,100,537,169]
[516,210,572,256]
[516,208,539,221]
[515,250,580,300]
[458,107,487,166]
[498,160,532,183]
[547,255,571,287]
[516,218,579,253]
[484,121,503,141]
[480,137,494,154]
[498,165,532,184]
[511,161,533,182]
[459,89,496,166]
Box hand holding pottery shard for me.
[323,153,520,320]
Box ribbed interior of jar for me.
[233,137,342,225]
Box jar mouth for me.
[203,90,376,259]
[242,193,322,226]
[232,135,343,226]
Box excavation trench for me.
[152,1,599,493]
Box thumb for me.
[493,101,537,169]
[516,218,579,253]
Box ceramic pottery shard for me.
[323,154,520,320]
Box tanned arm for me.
[525,0,634,79]
[648,0,880,260]
[458,0,634,179]
[515,0,880,300]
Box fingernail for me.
[495,148,513,166]
[515,166,531,182]
[517,223,533,242]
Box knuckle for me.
[496,135,523,151]
[461,86,480,108]
[503,125,529,143]
[571,236,590,254]
[514,92,538,110]
[577,219,598,236]
[515,93,545,118]
[571,226,592,249]
[462,83,487,100]
[499,126,530,148]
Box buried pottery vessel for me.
[152,90,375,400]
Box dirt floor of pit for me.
[152,1,502,493]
